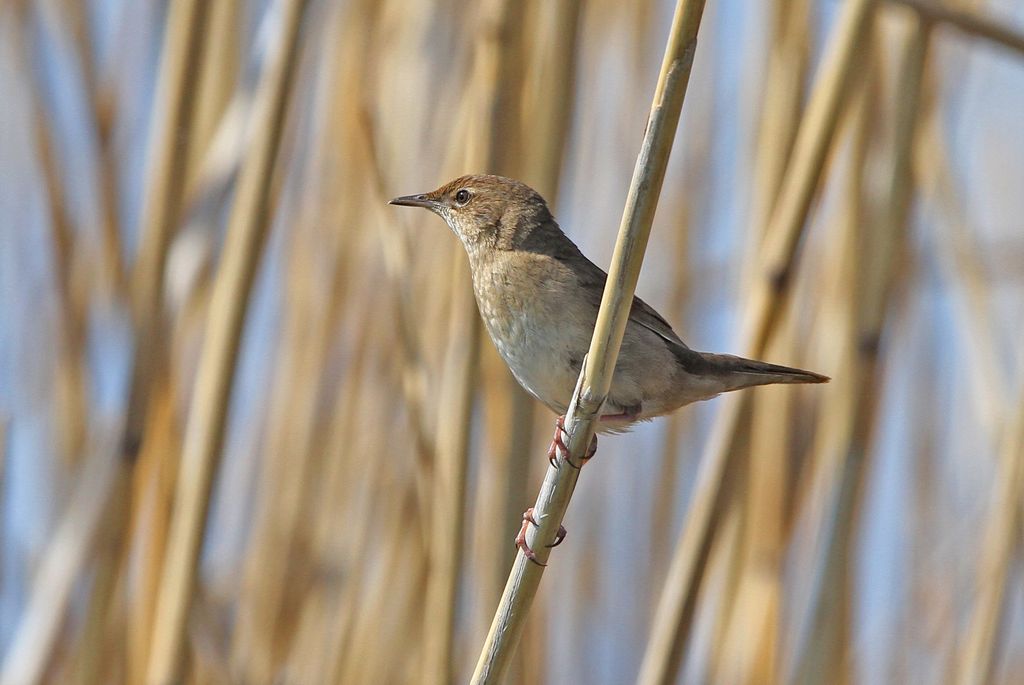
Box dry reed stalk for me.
[747,0,811,243]
[227,42,365,666]
[738,0,874,356]
[422,142,478,685]
[895,104,1009,684]
[145,1,311,681]
[324,293,433,683]
[264,11,431,673]
[888,0,1024,56]
[78,4,219,674]
[790,17,928,684]
[0,437,120,685]
[186,0,241,195]
[18,9,135,678]
[15,10,89,465]
[312,299,391,682]
[649,200,694,575]
[67,474,132,685]
[186,592,234,685]
[127,258,222,685]
[702,429,753,682]
[333,488,429,685]
[310,349,377,678]
[471,4,580,671]
[955,387,1024,685]
[423,275,480,685]
[126,386,182,684]
[712,2,813,678]
[901,346,949,684]
[361,112,436,467]
[472,1,707,681]
[126,0,212,455]
[918,114,1010,428]
[715,340,794,684]
[637,1,873,681]
[229,233,330,680]
[521,0,581,197]
[282,292,387,682]
[365,174,440,537]
[331,5,487,675]
[783,60,876,685]
[473,1,586,673]
[0,5,159,678]
[647,41,714,583]
[637,0,715,595]
[40,0,126,293]
[704,496,753,677]
[366,27,488,546]
[59,0,125,290]
[422,1,523,682]
[339,489,428,684]
[224,39,351,674]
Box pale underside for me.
[468,246,726,433]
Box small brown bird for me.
[391,175,827,558]
[391,174,827,422]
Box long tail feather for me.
[699,352,830,391]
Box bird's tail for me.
[700,352,830,392]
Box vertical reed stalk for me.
[126,0,212,456]
[790,16,928,683]
[955,389,1024,685]
[638,1,874,682]
[145,1,311,681]
[0,441,120,685]
[714,2,811,678]
[471,6,581,678]
[423,1,520,680]
[472,2,707,681]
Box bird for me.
[391,174,828,561]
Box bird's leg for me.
[514,507,568,566]
[598,406,641,424]
[596,405,641,442]
[547,415,569,468]
[547,415,599,469]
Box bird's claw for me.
[514,507,568,565]
[547,416,598,469]
[547,523,567,548]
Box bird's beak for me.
[389,193,437,209]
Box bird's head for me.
[390,174,553,257]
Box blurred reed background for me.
[1,0,1023,683]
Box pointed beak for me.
[389,193,437,209]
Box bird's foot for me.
[514,507,567,566]
[578,433,598,467]
[598,406,641,424]
[547,415,599,469]
[547,415,569,468]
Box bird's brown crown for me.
[393,175,557,255]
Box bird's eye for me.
[454,189,471,205]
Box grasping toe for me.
[547,416,599,468]
[547,415,569,468]
[514,507,568,565]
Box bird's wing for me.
[628,295,690,350]
[558,245,691,352]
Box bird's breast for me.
[471,258,580,413]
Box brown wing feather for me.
[549,234,692,352]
